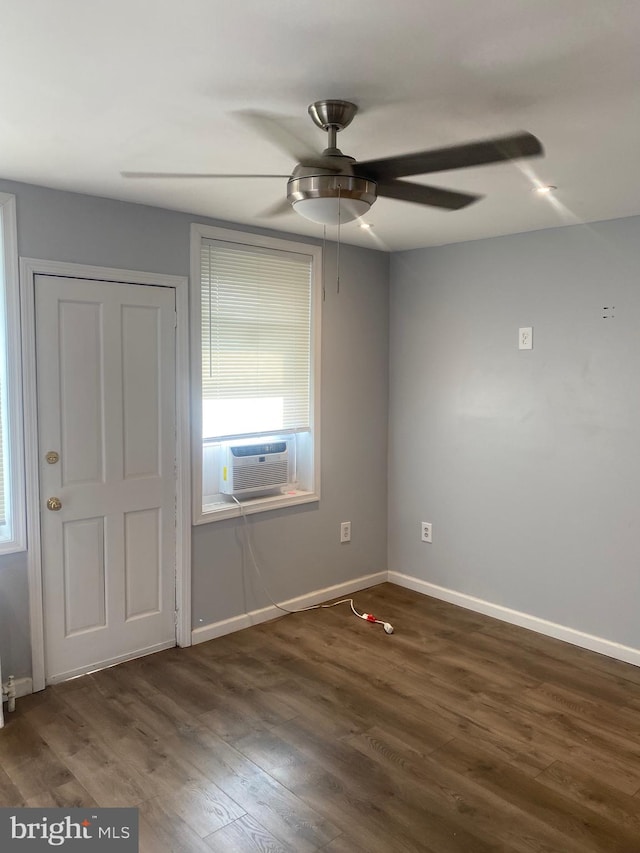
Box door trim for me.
[20,258,191,692]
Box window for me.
[191,224,321,521]
[0,193,26,552]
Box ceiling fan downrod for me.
[308,100,358,155]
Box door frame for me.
[20,258,191,692]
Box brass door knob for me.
[46,497,62,511]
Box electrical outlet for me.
[519,326,533,350]
[421,522,432,543]
[340,521,351,543]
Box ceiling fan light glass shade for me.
[287,175,377,225]
[293,196,372,225]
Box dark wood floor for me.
[2,583,640,852]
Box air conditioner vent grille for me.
[232,461,289,491]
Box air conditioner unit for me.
[220,439,292,496]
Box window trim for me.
[190,224,322,524]
[0,193,26,553]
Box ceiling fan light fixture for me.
[288,174,377,225]
[292,196,372,225]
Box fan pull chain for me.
[322,225,327,302]
[336,184,341,294]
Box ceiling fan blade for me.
[234,110,322,163]
[233,110,344,171]
[121,171,290,179]
[358,132,543,181]
[258,198,293,218]
[376,180,481,210]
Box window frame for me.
[0,193,26,553]
[190,224,322,523]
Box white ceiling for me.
[2,0,640,251]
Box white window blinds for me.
[201,238,312,440]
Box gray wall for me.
[12,174,639,681]
[389,216,640,650]
[0,178,389,678]
[0,552,31,678]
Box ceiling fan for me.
[122,99,544,225]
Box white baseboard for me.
[191,571,388,645]
[389,571,640,669]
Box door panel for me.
[35,275,177,683]
[59,300,104,486]
[124,507,161,619]
[63,517,106,635]
[122,304,162,479]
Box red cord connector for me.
[364,613,377,622]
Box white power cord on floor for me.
[231,495,394,634]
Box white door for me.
[35,275,177,684]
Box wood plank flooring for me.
[2,582,640,851]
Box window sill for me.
[195,488,319,525]
[0,540,27,556]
